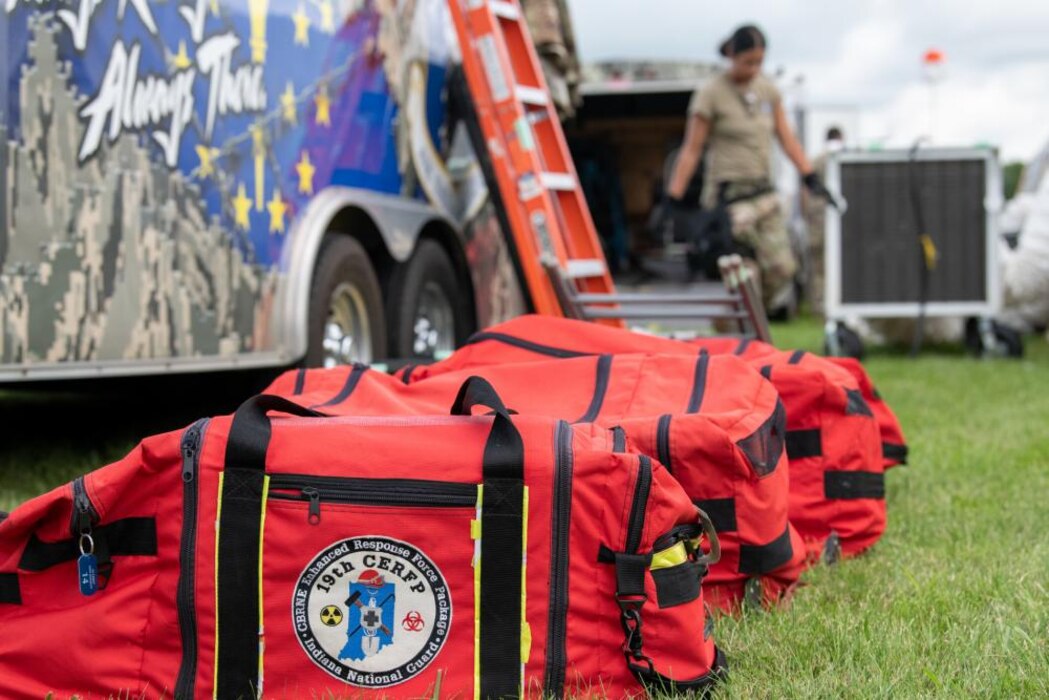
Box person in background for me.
[664,24,835,317]
[803,126,846,316]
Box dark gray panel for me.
[839,159,987,304]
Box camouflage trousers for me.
[726,192,798,310]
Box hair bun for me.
[721,24,767,58]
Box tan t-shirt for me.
[688,72,781,190]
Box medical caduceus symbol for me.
[402,610,425,632]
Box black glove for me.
[803,173,840,211]
[649,194,688,235]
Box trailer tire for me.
[387,239,471,359]
[307,235,387,367]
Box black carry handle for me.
[450,374,513,417]
[224,394,325,473]
[451,376,526,698]
[217,394,323,699]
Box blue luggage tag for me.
[78,534,98,596]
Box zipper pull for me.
[303,487,321,525]
[73,477,94,536]
[181,420,206,483]
[182,440,197,483]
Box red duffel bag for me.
[0,379,725,698]
[689,337,909,470]
[268,352,806,610]
[824,357,909,468]
[391,315,887,557]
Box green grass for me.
[716,320,1049,698]
[2,321,1048,697]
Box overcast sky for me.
[569,0,1049,161]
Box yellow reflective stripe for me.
[257,475,270,695]
[212,471,225,700]
[472,484,482,700]
[650,541,689,571]
[520,485,531,675]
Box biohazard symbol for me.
[402,610,425,632]
[320,605,344,627]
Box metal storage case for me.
[823,147,1003,327]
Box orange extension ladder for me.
[448,0,619,318]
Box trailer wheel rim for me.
[323,282,373,367]
[412,281,456,357]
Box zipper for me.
[625,455,653,554]
[543,421,574,696]
[69,475,100,538]
[656,414,673,473]
[575,354,612,423]
[174,418,209,700]
[686,349,710,413]
[268,474,476,523]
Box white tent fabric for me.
[1001,146,1049,332]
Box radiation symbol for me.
[320,605,344,627]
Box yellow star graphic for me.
[172,41,192,71]
[267,189,288,234]
[195,145,220,178]
[295,151,316,195]
[293,4,311,46]
[281,82,297,125]
[233,183,252,231]
[314,85,331,127]
[318,0,334,33]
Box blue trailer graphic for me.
[0,0,526,379]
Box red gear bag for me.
[268,352,806,610]
[392,315,888,557]
[0,380,725,698]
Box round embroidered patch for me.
[292,536,452,687]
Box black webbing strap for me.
[465,331,587,358]
[760,365,772,379]
[693,498,737,533]
[18,517,157,571]
[576,355,613,423]
[401,364,417,385]
[292,368,307,395]
[788,350,806,364]
[685,350,710,414]
[451,377,525,699]
[217,395,322,699]
[734,338,752,356]
[631,646,728,694]
[844,389,874,417]
[786,429,822,459]
[824,471,886,499]
[613,552,652,679]
[0,573,21,605]
[738,525,794,574]
[883,442,909,464]
[312,363,368,408]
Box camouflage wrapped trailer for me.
[0,0,526,381]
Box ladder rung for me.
[516,85,549,106]
[564,258,608,279]
[490,1,520,20]
[540,172,576,191]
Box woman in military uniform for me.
[665,24,833,315]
